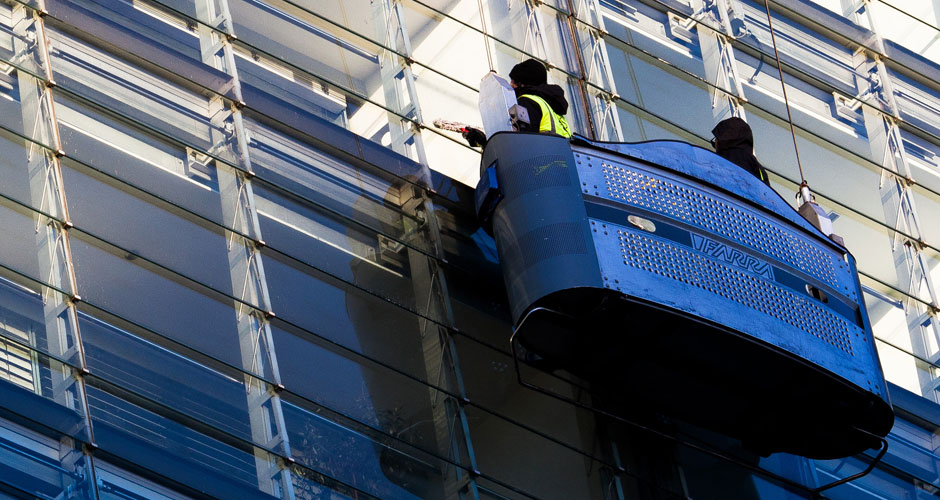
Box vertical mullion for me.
[192,1,295,497]
[21,2,101,497]
[848,2,940,401]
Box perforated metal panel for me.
[605,224,859,356]
[503,154,572,192]
[577,153,854,299]
[499,221,589,269]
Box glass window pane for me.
[244,117,432,254]
[0,127,63,216]
[871,0,940,66]
[462,404,609,499]
[0,68,56,149]
[44,0,237,99]
[452,333,604,457]
[227,0,402,117]
[96,458,197,500]
[261,249,431,383]
[79,310,262,447]
[62,159,252,305]
[270,320,471,468]
[283,396,451,500]
[0,421,93,500]
[47,26,239,166]
[912,186,940,249]
[820,195,899,288]
[0,270,82,368]
[84,379,280,500]
[68,231,251,376]
[139,0,230,34]
[0,339,88,441]
[0,196,72,296]
[482,1,578,76]
[402,0,489,84]
[55,91,240,231]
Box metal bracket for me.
[810,430,888,497]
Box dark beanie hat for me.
[509,59,547,86]
[711,116,754,151]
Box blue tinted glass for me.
[282,399,443,500]
[96,459,197,500]
[84,381,275,500]
[0,429,92,500]
[79,311,258,446]
[62,159,253,305]
[0,341,88,441]
[270,320,470,466]
[68,231,248,375]
[262,250,431,382]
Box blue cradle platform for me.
[476,132,893,459]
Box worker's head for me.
[509,58,547,88]
[710,116,753,152]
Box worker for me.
[463,58,571,147]
[710,117,771,186]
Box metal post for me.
[373,0,429,167]
[13,2,100,495]
[386,178,481,500]
[518,0,552,60]
[366,6,478,496]
[570,0,625,141]
[847,0,940,401]
[687,0,748,122]
[193,1,295,497]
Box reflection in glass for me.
[271,320,470,469]
[284,397,446,500]
[262,249,431,384]
[462,404,607,499]
[244,117,431,253]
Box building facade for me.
[0,0,937,499]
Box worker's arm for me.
[462,128,487,147]
[452,95,542,148]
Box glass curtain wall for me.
[0,0,937,499]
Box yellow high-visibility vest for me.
[520,94,572,138]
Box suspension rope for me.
[762,0,808,187]
[477,0,495,71]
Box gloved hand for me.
[462,127,487,148]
